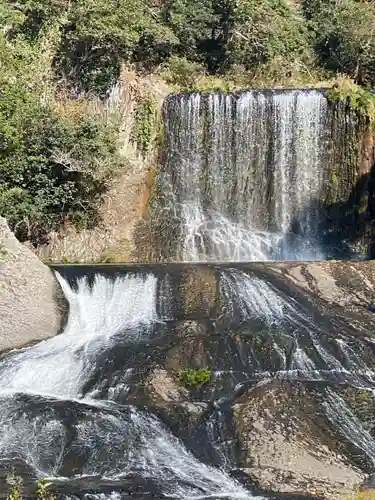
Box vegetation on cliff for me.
[0,0,375,244]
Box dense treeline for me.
[1,0,375,244]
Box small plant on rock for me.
[176,367,211,388]
[36,479,55,500]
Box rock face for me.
[0,218,67,352]
[233,381,364,499]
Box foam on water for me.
[157,90,327,261]
[0,272,257,500]
[0,274,158,398]
[220,270,375,386]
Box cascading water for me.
[2,265,375,496]
[218,270,375,386]
[1,86,374,499]
[0,271,256,500]
[156,90,328,262]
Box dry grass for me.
[347,490,375,500]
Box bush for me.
[326,83,375,123]
[131,94,158,156]
[224,0,313,76]
[0,81,122,244]
[161,0,219,65]
[54,0,176,95]
[159,55,206,88]
[176,368,211,388]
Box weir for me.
[1,89,375,499]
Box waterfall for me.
[0,274,159,398]
[1,87,373,498]
[0,271,255,500]
[156,89,328,262]
[219,270,375,386]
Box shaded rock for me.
[178,266,218,318]
[361,474,375,490]
[153,401,208,439]
[0,218,67,352]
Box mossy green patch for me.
[326,86,375,123]
[176,367,211,388]
[131,94,158,157]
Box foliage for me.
[0,76,122,244]
[36,478,55,500]
[347,489,375,500]
[7,483,21,500]
[6,477,55,500]
[159,56,206,89]
[176,368,211,388]
[326,83,375,123]
[54,0,176,95]
[131,94,158,156]
[225,0,313,76]
[308,0,375,85]
[160,0,219,66]
[1,0,375,248]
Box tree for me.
[224,0,313,76]
[309,0,375,85]
[55,0,176,95]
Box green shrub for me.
[160,56,206,89]
[54,0,176,95]
[224,0,314,77]
[0,80,122,244]
[36,478,55,500]
[176,368,211,388]
[326,84,375,122]
[5,477,55,500]
[161,0,219,64]
[131,94,158,156]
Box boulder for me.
[0,218,67,352]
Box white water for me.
[220,270,375,385]
[323,389,375,466]
[159,90,327,261]
[0,274,158,398]
[0,272,256,500]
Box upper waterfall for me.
[153,89,329,262]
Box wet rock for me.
[153,401,208,438]
[0,217,68,352]
[178,266,217,318]
[361,473,375,490]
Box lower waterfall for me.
[1,265,375,498]
[0,271,256,500]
